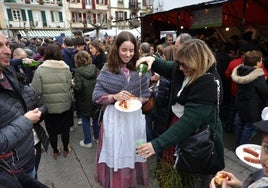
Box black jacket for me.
[61,47,76,74]
[151,76,172,136]
[0,66,35,173]
[232,65,268,122]
[92,52,107,70]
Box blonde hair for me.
[177,39,215,84]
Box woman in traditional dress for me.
[93,31,151,188]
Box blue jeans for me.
[234,117,255,149]
[81,115,100,144]
[81,115,92,144]
[27,167,36,178]
[92,112,100,140]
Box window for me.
[115,11,125,20]
[12,10,21,21]
[72,12,82,23]
[44,0,56,3]
[33,10,41,23]
[96,13,106,23]
[130,13,136,19]
[142,0,152,6]
[74,0,81,2]
[85,0,90,6]
[118,0,123,3]
[97,0,106,5]
[51,11,59,22]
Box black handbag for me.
[174,78,223,174]
[174,125,221,174]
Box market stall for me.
[141,0,268,42]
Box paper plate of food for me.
[235,144,262,169]
[115,98,142,112]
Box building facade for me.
[0,0,153,39]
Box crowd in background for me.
[2,26,268,187]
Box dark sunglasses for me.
[175,60,189,70]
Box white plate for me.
[235,144,262,169]
[115,99,142,112]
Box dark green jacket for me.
[151,57,225,170]
[73,64,99,117]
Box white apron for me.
[98,104,147,171]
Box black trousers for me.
[44,109,73,153]
[34,142,42,178]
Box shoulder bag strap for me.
[211,78,220,141]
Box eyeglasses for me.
[175,60,189,70]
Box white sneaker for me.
[92,138,99,143]
[77,119,82,125]
[79,140,92,148]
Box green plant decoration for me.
[153,156,197,188]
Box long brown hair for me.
[106,31,139,74]
[88,39,106,54]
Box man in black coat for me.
[0,33,47,187]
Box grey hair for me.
[140,42,151,54]
[178,33,192,44]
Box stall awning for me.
[18,29,73,38]
[141,0,268,29]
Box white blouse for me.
[172,77,189,118]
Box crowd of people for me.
[0,26,268,188]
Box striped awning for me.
[18,29,73,38]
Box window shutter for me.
[51,11,54,22]
[59,12,63,22]
[21,9,27,21]
[41,11,47,27]
[28,10,33,22]
[7,9,13,21]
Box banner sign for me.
[191,6,222,29]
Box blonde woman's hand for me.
[136,142,155,158]
[136,56,156,71]
[22,58,33,64]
